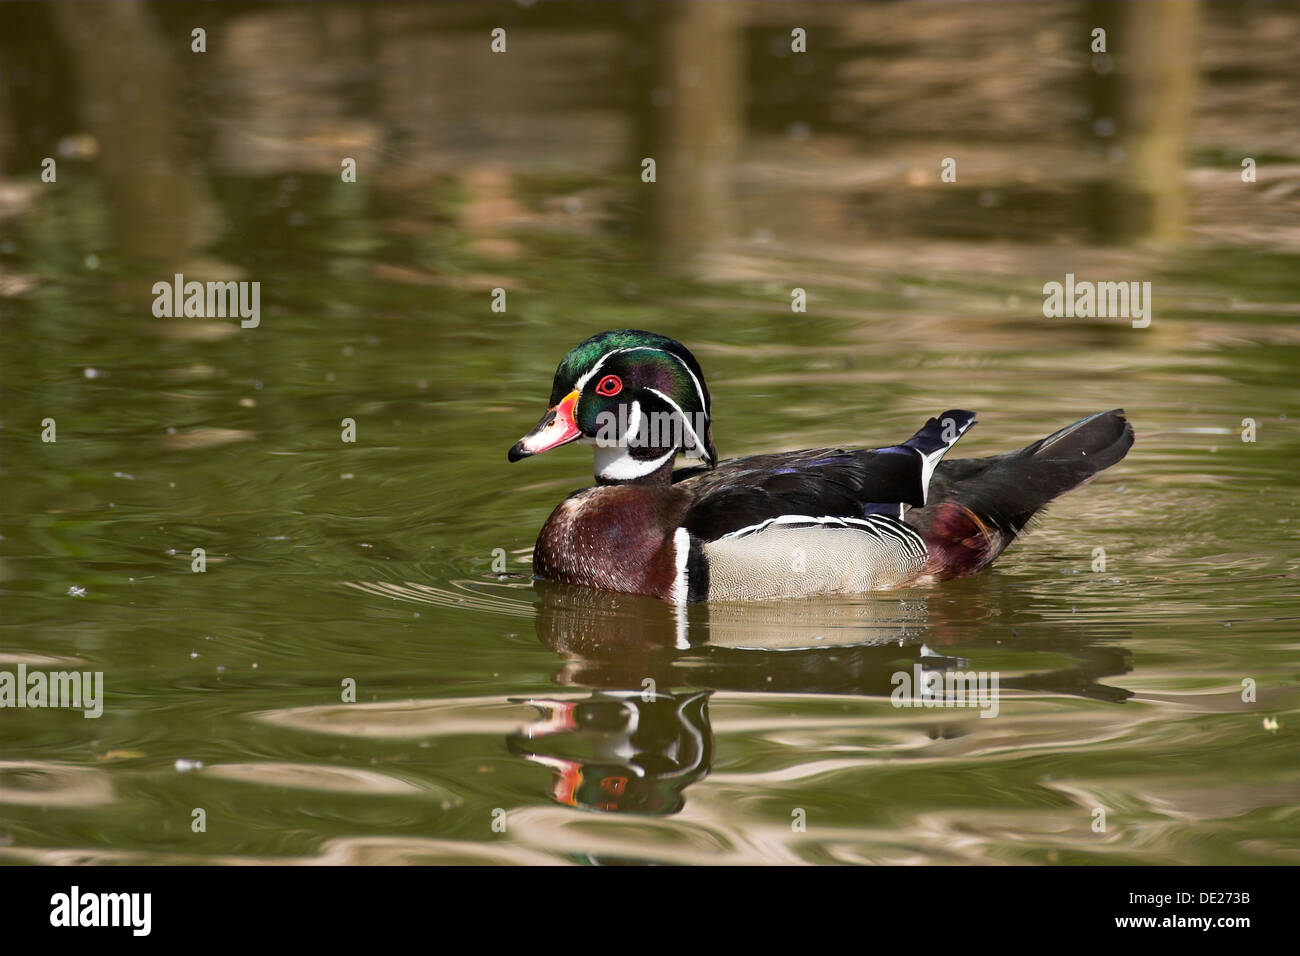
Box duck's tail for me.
[904,409,1134,579]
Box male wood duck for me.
[509,330,1134,603]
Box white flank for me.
[719,513,927,559]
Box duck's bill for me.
[508,390,582,462]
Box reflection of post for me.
[1088,0,1198,243]
[648,1,743,270]
[50,1,216,263]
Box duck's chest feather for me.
[533,485,692,600]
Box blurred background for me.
[1,1,1297,865]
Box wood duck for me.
[509,330,1134,604]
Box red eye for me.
[595,374,622,397]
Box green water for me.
[2,0,1299,865]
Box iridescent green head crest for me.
[510,329,717,481]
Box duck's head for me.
[508,329,717,483]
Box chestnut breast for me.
[533,485,691,600]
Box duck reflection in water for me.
[508,578,1135,815]
[508,691,711,815]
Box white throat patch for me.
[594,443,677,481]
[592,398,679,481]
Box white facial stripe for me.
[623,400,642,446]
[646,387,708,460]
[594,444,677,481]
[572,344,709,477]
[572,346,708,420]
[616,347,707,416]
[573,349,617,394]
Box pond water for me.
[1,1,1298,865]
